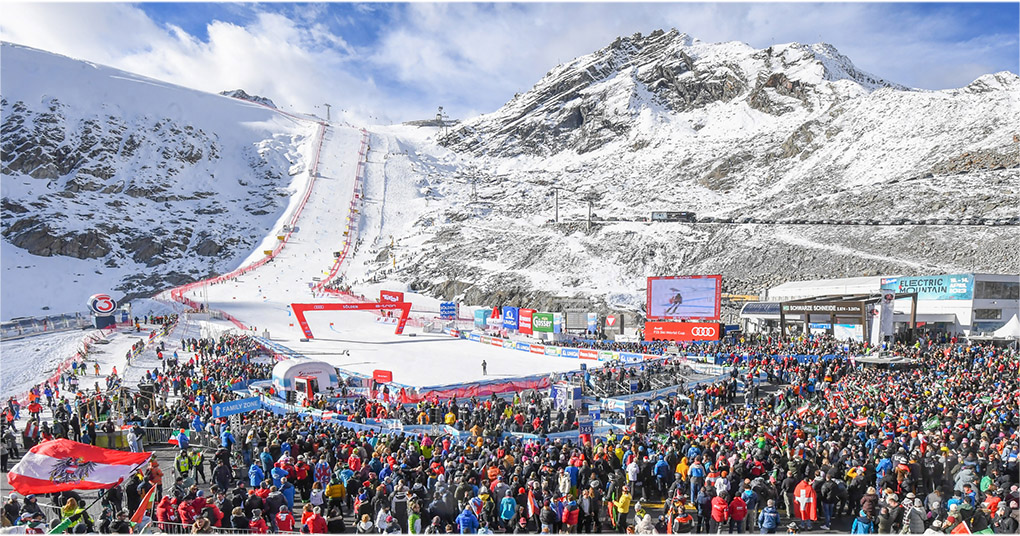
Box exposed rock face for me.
[1,43,313,313]
[219,89,277,109]
[440,30,906,156]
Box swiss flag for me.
[793,481,817,521]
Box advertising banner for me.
[502,339,514,349]
[440,301,458,320]
[491,337,503,347]
[881,274,973,300]
[644,321,721,341]
[646,275,722,320]
[598,350,616,361]
[553,312,563,333]
[474,309,487,328]
[519,309,535,335]
[530,345,545,354]
[619,352,643,364]
[879,291,895,339]
[516,342,531,352]
[560,348,579,359]
[469,333,481,342]
[502,306,519,330]
[834,323,864,342]
[578,416,593,435]
[544,346,560,356]
[579,349,598,360]
[587,312,598,332]
[533,313,555,333]
[373,370,393,383]
[380,290,404,304]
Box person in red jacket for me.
[275,505,296,532]
[727,495,747,534]
[306,506,328,533]
[154,496,175,532]
[249,509,269,534]
[710,493,730,534]
[177,498,196,527]
[562,500,580,533]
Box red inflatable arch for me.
[291,301,412,339]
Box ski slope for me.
[180,124,586,387]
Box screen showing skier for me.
[646,275,722,320]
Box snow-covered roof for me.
[766,275,896,301]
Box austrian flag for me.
[851,417,869,427]
[7,439,152,495]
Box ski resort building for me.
[740,273,1019,339]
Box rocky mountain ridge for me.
[0,43,315,318]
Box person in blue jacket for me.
[850,509,874,533]
[498,490,517,531]
[654,455,672,499]
[456,505,479,534]
[757,499,780,533]
[220,427,235,451]
[249,461,265,487]
[280,477,296,511]
[271,463,288,488]
[175,429,190,451]
[260,448,274,475]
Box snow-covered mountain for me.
[1,32,1017,322]
[349,30,1019,308]
[1,43,318,319]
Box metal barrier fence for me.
[0,312,92,340]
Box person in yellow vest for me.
[616,486,633,528]
[444,410,457,425]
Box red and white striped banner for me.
[7,439,152,495]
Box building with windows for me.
[739,273,1019,339]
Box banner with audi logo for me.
[643,321,720,341]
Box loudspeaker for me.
[635,414,648,434]
[431,407,443,424]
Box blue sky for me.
[2,3,1017,124]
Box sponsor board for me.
[516,342,531,352]
[881,274,974,300]
[474,309,487,328]
[553,312,564,333]
[440,301,458,320]
[481,335,491,345]
[88,293,118,316]
[373,370,393,383]
[646,275,722,320]
[578,415,594,435]
[502,340,514,349]
[579,349,599,360]
[644,321,721,341]
[491,337,504,347]
[781,302,865,314]
[560,348,579,359]
[502,306,519,330]
[469,333,481,342]
[598,350,616,361]
[619,352,643,364]
[587,312,598,332]
[532,312,554,333]
[530,345,545,354]
[519,309,535,335]
[380,290,404,303]
[544,346,560,356]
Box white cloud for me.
[1,2,1015,124]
